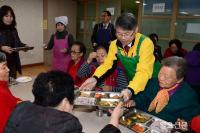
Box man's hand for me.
[1,46,13,54]
[87,52,97,64]
[123,100,136,108]
[79,77,97,91]
[120,88,132,102]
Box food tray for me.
[120,108,174,133]
[119,108,152,133]
[131,123,149,133]
[94,92,121,99]
[120,118,149,133]
[147,118,173,133]
[74,91,121,107]
[74,97,96,106]
[96,98,120,108]
[121,108,152,124]
[12,46,34,52]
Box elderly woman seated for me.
[125,56,200,123]
[0,52,21,133]
[4,71,123,133]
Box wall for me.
[43,0,77,65]
[139,0,200,54]
[76,0,121,57]
[0,0,43,65]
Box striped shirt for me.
[77,61,128,92]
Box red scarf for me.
[67,58,85,87]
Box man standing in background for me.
[91,10,116,49]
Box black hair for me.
[103,10,111,16]
[193,42,200,51]
[71,41,86,56]
[94,45,108,53]
[0,52,6,63]
[0,5,16,30]
[32,71,75,107]
[149,33,158,41]
[56,22,65,26]
[115,12,137,30]
[169,39,182,49]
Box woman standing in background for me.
[0,5,28,79]
[45,16,74,72]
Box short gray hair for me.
[0,52,6,63]
[161,56,187,80]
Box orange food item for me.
[95,93,102,98]
[132,124,145,133]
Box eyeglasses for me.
[116,31,134,39]
[70,50,81,54]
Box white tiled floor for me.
[10,79,34,101]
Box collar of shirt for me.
[103,23,109,29]
[123,42,132,49]
[116,39,135,48]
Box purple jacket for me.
[185,51,200,86]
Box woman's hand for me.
[1,46,13,54]
[79,77,97,91]
[43,44,48,50]
[109,102,124,127]
[87,52,97,64]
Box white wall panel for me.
[0,0,43,65]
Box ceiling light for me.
[135,1,140,4]
[180,11,189,15]
[193,14,200,16]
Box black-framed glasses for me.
[116,31,134,39]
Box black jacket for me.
[0,28,26,78]
[4,102,83,133]
[91,23,116,48]
[4,102,121,133]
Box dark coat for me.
[0,28,25,78]
[91,23,116,49]
[185,51,200,87]
[4,102,83,133]
[185,51,200,99]
[4,101,121,133]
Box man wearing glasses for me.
[91,10,116,49]
[80,13,155,102]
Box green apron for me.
[117,35,160,81]
[117,35,145,81]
